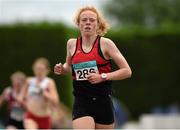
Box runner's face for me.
[79,10,98,36]
[33,63,48,77]
[12,76,24,88]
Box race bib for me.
[73,60,99,80]
[10,106,25,121]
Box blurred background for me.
[0,0,180,129]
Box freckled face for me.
[79,10,98,36]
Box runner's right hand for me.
[54,63,63,75]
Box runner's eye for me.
[89,18,96,22]
[81,18,87,22]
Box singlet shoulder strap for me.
[97,36,111,61]
[93,35,100,48]
[72,37,80,58]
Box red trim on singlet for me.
[71,36,111,80]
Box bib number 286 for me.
[73,60,99,81]
[76,68,96,80]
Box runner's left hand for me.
[87,73,103,84]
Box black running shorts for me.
[72,95,114,125]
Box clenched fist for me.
[54,63,63,75]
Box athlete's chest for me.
[72,49,99,63]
